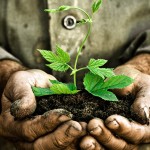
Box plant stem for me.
[76,67,87,72]
[67,64,74,71]
[71,7,92,87]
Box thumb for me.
[131,85,150,124]
[3,69,55,119]
[113,66,139,97]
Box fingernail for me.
[144,107,149,117]
[84,143,95,150]
[53,109,73,119]
[143,107,150,125]
[90,126,102,136]
[66,124,82,137]
[106,120,119,130]
[58,115,71,122]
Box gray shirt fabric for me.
[0,0,150,81]
[0,47,19,61]
[0,0,150,149]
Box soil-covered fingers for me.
[87,118,137,150]
[15,120,84,150]
[64,142,78,150]
[114,69,150,124]
[2,81,36,119]
[26,69,56,87]
[105,115,150,144]
[130,82,150,124]
[1,109,72,142]
[3,69,56,119]
[2,71,38,118]
[64,122,87,150]
[80,135,105,150]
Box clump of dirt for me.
[34,90,146,124]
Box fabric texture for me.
[48,0,150,82]
[0,47,19,61]
[1,0,50,71]
[0,0,150,149]
[120,30,150,62]
[0,0,150,75]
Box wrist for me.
[0,60,26,95]
[123,53,150,75]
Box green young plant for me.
[32,0,134,101]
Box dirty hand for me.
[80,53,150,150]
[114,68,150,124]
[0,69,86,149]
[80,116,150,150]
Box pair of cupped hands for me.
[1,62,150,150]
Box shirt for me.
[0,0,150,149]
[0,0,150,82]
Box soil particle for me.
[34,90,146,124]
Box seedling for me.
[32,0,133,101]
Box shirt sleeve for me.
[0,47,20,62]
[135,30,150,54]
[119,30,150,62]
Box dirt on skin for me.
[34,90,146,124]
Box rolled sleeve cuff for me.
[0,47,20,62]
[135,45,150,55]
[119,30,150,63]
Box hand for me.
[80,117,148,150]
[80,54,150,149]
[113,65,150,124]
[0,69,86,149]
[16,120,86,150]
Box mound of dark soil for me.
[34,91,146,124]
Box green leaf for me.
[38,46,70,64]
[101,75,134,89]
[88,59,107,68]
[32,86,54,96]
[56,45,70,63]
[50,80,62,84]
[50,80,77,91]
[51,83,79,94]
[87,59,114,79]
[92,0,102,13]
[83,72,118,101]
[38,49,58,63]
[98,68,115,78]
[38,46,70,72]
[88,67,115,79]
[32,81,79,96]
[44,5,71,13]
[88,67,105,79]
[84,72,104,92]
[47,62,69,71]
[67,83,77,91]
[92,89,118,101]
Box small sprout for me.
[33,0,134,101]
[44,5,71,13]
[77,18,93,25]
[58,5,71,11]
[92,0,102,13]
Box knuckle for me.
[21,124,36,141]
[123,144,138,150]
[54,140,67,149]
[33,141,44,150]
[53,135,68,149]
